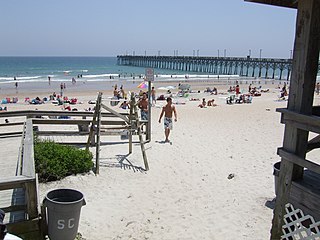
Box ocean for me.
[0,57,318,87]
[0,57,152,84]
[1,56,226,85]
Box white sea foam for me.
[82,73,119,78]
[0,76,42,81]
[18,76,42,80]
[85,79,117,82]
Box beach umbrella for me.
[137,82,148,89]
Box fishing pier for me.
[117,55,319,80]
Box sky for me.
[0,0,297,58]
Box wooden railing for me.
[0,119,41,239]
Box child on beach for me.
[198,98,206,108]
[207,99,217,106]
[158,97,177,143]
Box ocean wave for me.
[82,73,119,78]
[85,79,117,82]
[0,76,42,81]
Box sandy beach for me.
[1,79,320,239]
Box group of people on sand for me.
[113,84,126,99]
[198,98,217,108]
[204,87,218,95]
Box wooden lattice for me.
[282,203,320,240]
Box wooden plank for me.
[271,0,320,238]
[277,108,320,133]
[36,131,90,136]
[25,181,38,219]
[16,122,27,176]
[100,131,135,136]
[86,93,102,150]
[22,119,35,178]
[244,0,298,9]
[32,118,126,125]
[0,122,24,127]
[0,110,129,118]
[133,96,149,171]
[100,126,130,130]
[0,132,23,137]
[6,218,40,235]
[282,119,320,135]
[277,148,320,175]
[95,95,102,175]
[0,176,34,191]
[101,103,129,123]
[290,176,320,222]
[129,94,134,154]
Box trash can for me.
[43,189,86,240]
[273,162,281,195]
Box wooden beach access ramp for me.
[0,118,41,239]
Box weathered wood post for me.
[270,0,320,238]
[129,93,134,154]
[95,93,103,175]
[145,68,154,142]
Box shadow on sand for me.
[99,154,145,173]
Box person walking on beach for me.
[60,83,64,96]
[316,82,320,95]
[151,86,156,106]
[138,92,148,120]
[158,97,177,143]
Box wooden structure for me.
[246,0,320,239]
[0,99,150,238]
[117,55,318,80]
[87,92,149,172]
[0,119,42,239]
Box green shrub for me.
[34,138,93,182]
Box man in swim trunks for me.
[158,97,177,143]
[138,92,148,120]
